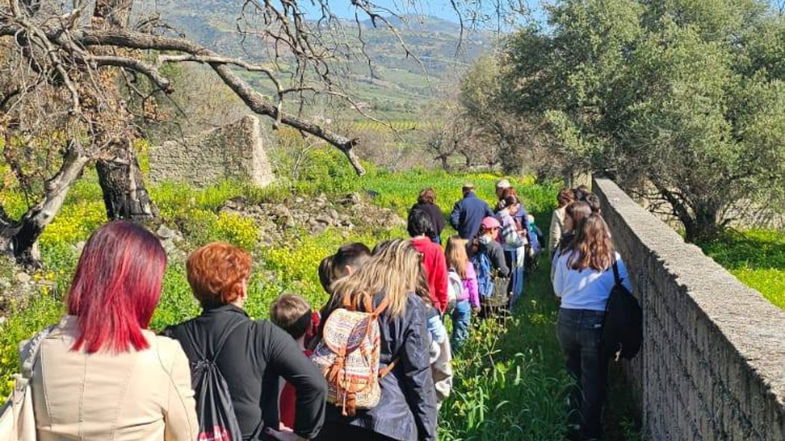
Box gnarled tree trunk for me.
[1,141,90,266]
[92,0,158,221]
[96,141,158,221]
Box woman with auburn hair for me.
[319,239,437,441]
[411,187,446,243]
[552,215,633,441]
[25,220,198,441]
[164,242,326,441]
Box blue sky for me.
[302,0,547,29]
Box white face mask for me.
[479,235,492,245]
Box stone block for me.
[149,115,274,188]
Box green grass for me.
[699,229,785,309]
[0,148,591,439]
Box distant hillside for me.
[146,1,496,119]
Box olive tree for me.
[501,0,785,241]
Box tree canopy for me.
[497,0,785,241]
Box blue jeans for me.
[451,300,472,353]
[557,308,610,440]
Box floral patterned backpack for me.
[311,294,396,416]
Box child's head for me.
[527,214,535,225]
[270,293,312,341]
[318,242,372,293]
[445,236,469,279]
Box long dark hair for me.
[565,201,592,228]
[566,215,615,271]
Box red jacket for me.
[411,237,449,312]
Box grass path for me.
[438,218,641,440]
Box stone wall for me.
[593,177,785,441]
[149,115,274,187]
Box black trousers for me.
[317,423,397,441]
[557,308,610,440]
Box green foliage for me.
[501,0,785,241]
[699,230,785,308]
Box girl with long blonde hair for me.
[319,239,437,441]
[445,236,479,352]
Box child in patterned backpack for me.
[270,293,319,431]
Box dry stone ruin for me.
[149,115,274,187]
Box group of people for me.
[12,180,630,441]
[549,184,634,441]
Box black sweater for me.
[411,202,446,237]
[164,305,327,440]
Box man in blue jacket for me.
[450,183,494,239]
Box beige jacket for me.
[549,207,567,253]
[27,316,198,441]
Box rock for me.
[271,204,293,227]
[0,316,6,325]
[73,241,86,253]
[295,197,305,204]
[345,192,362,206]
[310,222,328,235]
[15,272,31,284]
[0,278,11,289]
[329,208,340,220]
[156,224,182,241]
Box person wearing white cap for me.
[494,179,529,232]
[495,179,512,198]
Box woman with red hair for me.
[164,242,326,441]
[25,220,198,441]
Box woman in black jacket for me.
[411,188,446,244]
[165,242,327,441]
[318,239,437,441]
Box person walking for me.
[496,179,528,229]
[411,188,446,244]
[549,188,575,254]
[496,195,527,307]
[445,236,479,352]
[551,201,593,281]
[164,242,327,441]
[318,239,438,441]
[409,208,449,313]
[450,183,494,240]
[552,215,633,441]
[25,220,198,441]
[470,217,510,319]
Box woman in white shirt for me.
[552,214,633,441]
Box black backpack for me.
[602,262,643,361]
[180,320,244,441]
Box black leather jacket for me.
[321,292,437,441]
[164,305,327,441]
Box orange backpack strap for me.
[378,358,398,378]
[371,295,390,317]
